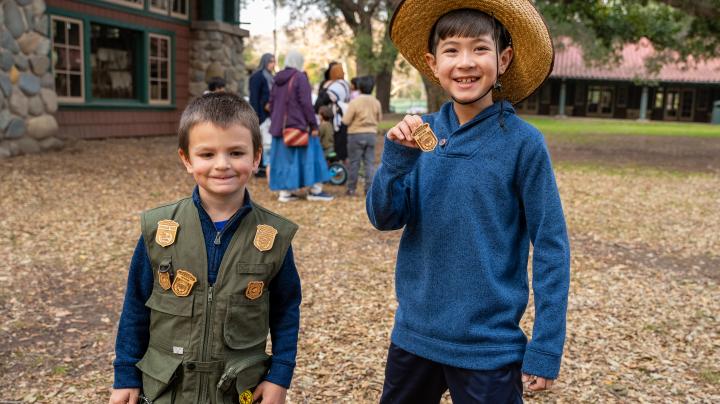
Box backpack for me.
[314,81,333,113]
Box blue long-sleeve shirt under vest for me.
[113,187,301,389]
[367,101,570,379]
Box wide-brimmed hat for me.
[390,0,554,104]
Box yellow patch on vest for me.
[246,281,264,300]
[254,224,277,252]
[171,270,197,297]
[412,123,438,152]
[158,271,172,290]
[156,219,180,247]
[239,389,253,404]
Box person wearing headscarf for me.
[249,53,276,124]
[268,50,333,202]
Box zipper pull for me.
[208,286,213,303]
[214,231,222,245]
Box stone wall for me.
[188,21,248,98]
[0,0,61,159]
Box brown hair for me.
[429,9,511,55]
[318,105,334,121]
[178,92,262,156]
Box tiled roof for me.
[550,38,720,84]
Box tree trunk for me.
[375,68,393,113]
[422,76,448,113]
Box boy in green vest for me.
[110,93,301,404]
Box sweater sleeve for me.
[366,137,422,230]
[297,74,318,130]
[516,135,571,380]
[264,245,302,389]
[113,236,154,388]
[341,99,355,126]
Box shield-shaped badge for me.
[171,269,197,297]
[412,123,438,152]
[253,224,278,252]
[245,281,264,300]
[156,220,180,247]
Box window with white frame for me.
[150,0,189,19]
[51,16,84,102]
[102,0,144,9]
[149,34,171,104]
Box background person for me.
[249,53,276,177]
[268,50,333,202]
[342,75,381,196]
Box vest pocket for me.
[216,353,270,404]
[145,290,195,348]
[223,293,270,350]
[137,346,184,403]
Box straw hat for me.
[390,0,554,104]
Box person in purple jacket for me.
[268,50,333,202]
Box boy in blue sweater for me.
[110,93,301,404]
[368,1,570,402]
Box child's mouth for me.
[454,77,479,84]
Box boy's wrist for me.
[263,360,295,389]
[521,347,562,380]
[113,364,143,389]
[381,137,422,172]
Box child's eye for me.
[199,153,213,158]
[475,46,491,52]
[230,151,245,157]
[443,47,457,54]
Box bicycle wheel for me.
[328,162,348,186]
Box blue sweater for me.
[249,70,271,123]
[367,101,570,379]
[113,187,301,389]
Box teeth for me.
[456,78,477,83]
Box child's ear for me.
[498,47,514,75]
[253,150,262,172]
[178,148,193,173]
[424,53,439,79]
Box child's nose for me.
[458,51,476,67]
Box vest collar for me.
[192,186,253,238]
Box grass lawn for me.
[379,114,720,138]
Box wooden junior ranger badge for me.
[171,270,197,297]
[253,224,277,252]
[412,123,438,152]
[239,390,253,404]
[245,281,264,300]
[159,271,172,290]
[156,220,180,247]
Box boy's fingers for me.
[397,120,414,142]
[521,373,531,383]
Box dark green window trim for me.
[74,0,191,25]
[48,7,177,110]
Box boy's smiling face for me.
[425,34,513,109]
[179,122,260,202]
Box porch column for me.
[638,86,649,121]
[558,79,567,117]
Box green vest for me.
[136,197,298,404]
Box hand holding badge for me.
[411,123,438,152]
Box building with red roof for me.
[515,38,720,123]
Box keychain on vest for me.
[158,256,174,290]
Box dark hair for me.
[178,93,262,157]
[428,9,511,55]
[350,77,359,89]
[356,75,375,95]
[323,61,339,82]
[318,105,334,121]
[207,76,226,92]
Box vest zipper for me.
[214,231,222,245]
[198,285,214,402]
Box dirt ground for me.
[0,132,718,403]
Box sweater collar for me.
[442,101,515,133]
[192,186,253,230]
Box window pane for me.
[160,61,168,79]
[70,74,82,97]
[172,0,188,14]
[150,37,158,56]
[151,81,159,99]
[68,23,80,46]
[69,49,82,70]
[91,23,140,99]
[151,0,169,10]
[53,20,66,43]
[54,47,68,70]
[159,40,168,58]
[55,74,68,97]
[161,82,168,99]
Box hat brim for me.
[390,0,554,105]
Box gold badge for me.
[156,220,180,247]
[253,224,277,252]
[245,281,264,300]
[412,123,438,152]
[171,270,197,297]
[159,271,172,290]
[239,390,253,404]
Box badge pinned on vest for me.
[172,270,197,297]
[254,224,277,252]
[245,281,264,300]
[158,257,174,291]
[156,220,180,247]
[239,390,253,404]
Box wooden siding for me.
[48,0,191,139]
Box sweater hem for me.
[391,325,525,370]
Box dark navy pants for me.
[380,343,523,404]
